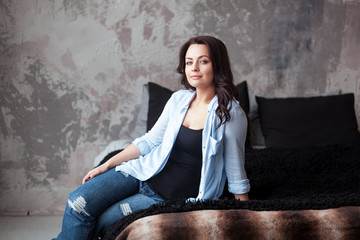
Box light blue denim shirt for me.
[116,89,250,201]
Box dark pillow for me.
[236,81,250,114]
[147,82,173,131]
[256,93,360,149]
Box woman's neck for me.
[194,87,215,105]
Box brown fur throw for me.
[103,143,360,240]
[114,206,360,240]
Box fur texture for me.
[103,143,360,239]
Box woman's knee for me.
[67,187,93,218]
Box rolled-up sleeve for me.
[223,104,250,194]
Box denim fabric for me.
[53,168,164,240]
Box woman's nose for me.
[191,63,199,72]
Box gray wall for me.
[1,0,359,215]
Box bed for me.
[96,82,360,240]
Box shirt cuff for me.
[228,179,250,194]
[132,137,151,155]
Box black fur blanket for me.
[103,143,360,240]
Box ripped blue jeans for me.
[53,168,164,240]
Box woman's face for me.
[185,44,214,90]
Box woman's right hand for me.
[81,144,142,184]
[82,163,109,184]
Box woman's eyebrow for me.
[186,55,210,60]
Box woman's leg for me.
[53,169,139,240]
[94,182,164,238]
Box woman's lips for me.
[191,75,202,79]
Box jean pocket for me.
[140,182,163,202]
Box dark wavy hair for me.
[176,36,240,125]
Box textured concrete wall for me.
[1,0,359,215]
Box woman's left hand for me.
[234,193,249,201]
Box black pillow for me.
[236,81,250,114]
[256,93,360,149]
[147,82,173,131]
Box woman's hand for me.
[81,144,142,185]
[234,193,249,201]
[82,163,109,184]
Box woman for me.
[53,35,250,240]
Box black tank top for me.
[147,125,203,200]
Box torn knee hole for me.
[68,196,90,217]
[120,203,132,216]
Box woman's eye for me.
[186,62,192,65]
[200,60,208,64]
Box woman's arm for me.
[82,91,183,184]
[130,92,176,155]
[223,104,250,196]
[82,143,141,184]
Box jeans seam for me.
[139,181,148,193]
[84,221,93,240]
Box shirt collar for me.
[207,95,218,112]
[182,91,218,112]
